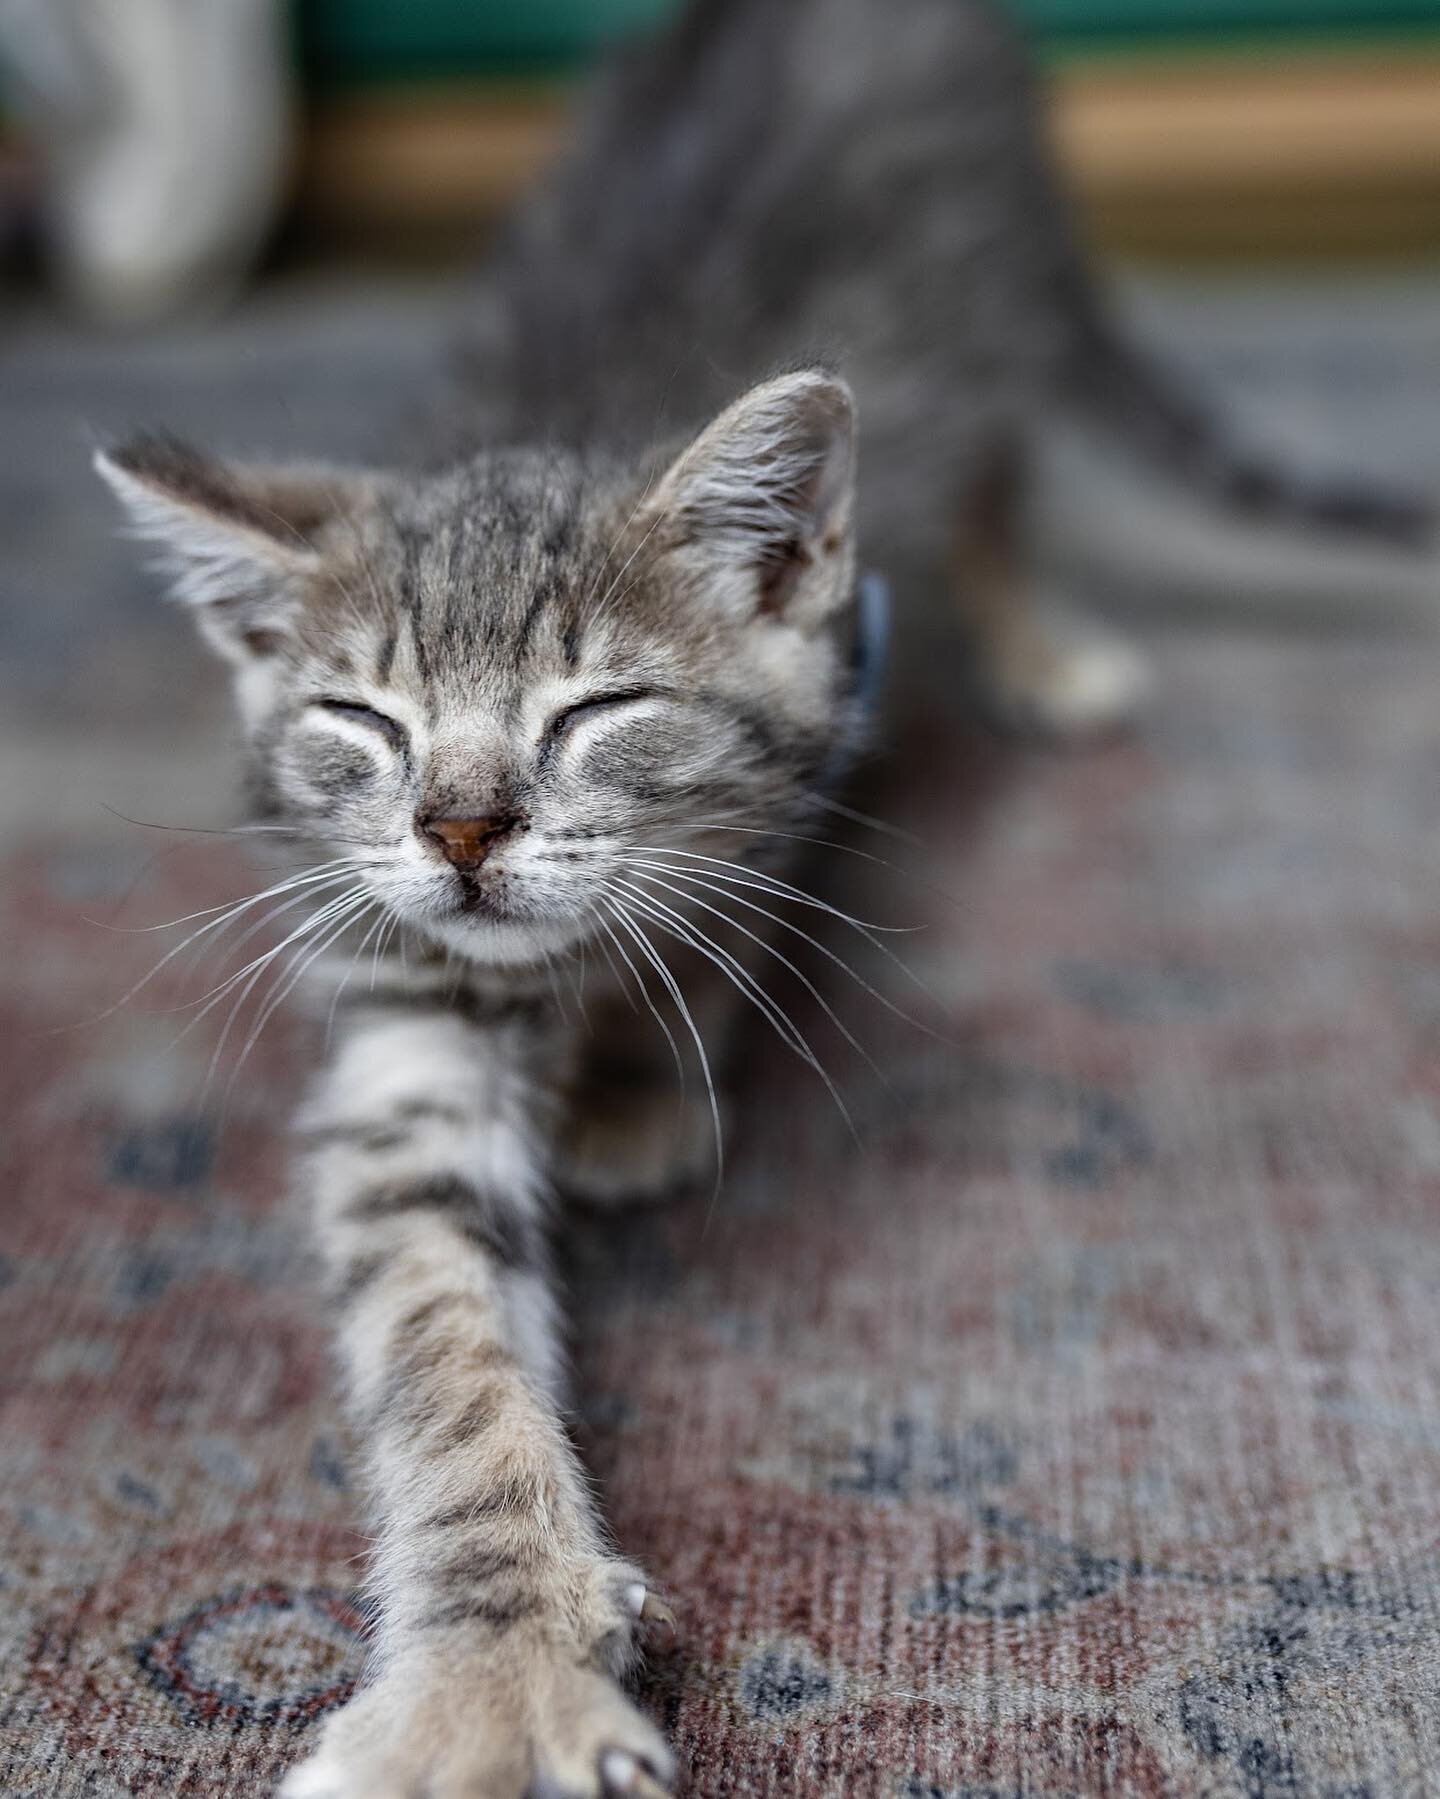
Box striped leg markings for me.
[281,1005,674,1798]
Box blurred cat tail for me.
[1041,305,1439,627]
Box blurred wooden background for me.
[297,47,1439,261]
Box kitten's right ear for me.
[95,434,346,664]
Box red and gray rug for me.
[5,625,1440,1795]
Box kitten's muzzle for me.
[419,811,526,873]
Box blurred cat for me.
[450,0,1434,730]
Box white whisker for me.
[326,906,392,1048]
[73,861,374,1029]
[626,858,944,1041]
[223,894,376,1098]
[614,881,855,1138]
[166,869,376,1012]
[602,897,722,1194]
[172,887,370,1060]
[804,792,923,845]
[618,868,884,1080]
[592,906,684,1084]
[589,915,640,1017]
[632,845,918,962]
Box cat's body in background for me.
[96,2,1435,1795]
[454,0,1432,728]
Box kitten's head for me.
[99,371,863,967]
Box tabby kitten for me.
[99,372,863,1797]
[97,1,1432,1793]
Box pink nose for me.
[420,814,520,873]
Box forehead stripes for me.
[372,464,600,673]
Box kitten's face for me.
[100,373,860,967]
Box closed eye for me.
[312,697,409,756]
[542,687,658,747]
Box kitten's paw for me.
[559,1084,719,1210]
[277,1614,674,1799]
[989,630,1151,737]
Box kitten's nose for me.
[419,813,522,872]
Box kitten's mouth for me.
[454,876,504,918]
[424,887,593,969]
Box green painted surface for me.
[299,0,676,82]
[1024,0,1438,29]
[298,0,1440,84]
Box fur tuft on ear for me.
[653,370,857,623]
[95,435,345,662]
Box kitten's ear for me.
[652,370,856,624]
[95,434,352,663]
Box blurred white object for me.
[0,0,291,322]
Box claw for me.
[622,1583,678,1651]
[601,1749,639,1791]
[600,1750,671,1797]
[640,1593,676,1631]
[629,1770,672,1799]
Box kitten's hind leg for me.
[557,959,740,1211]
[561,1070,724,1210]
[557,927,776,1210]
[956,436,1151,736]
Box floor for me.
[2,266,1440,1796]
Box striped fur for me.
[285,998,675,1796]
[99,370,848,1794]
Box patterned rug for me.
[4,275,1440,1796]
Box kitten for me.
[97,2,1433,1794]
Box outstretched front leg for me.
[280,996,674,1799]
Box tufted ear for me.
[651,370,856,625]
[95,434,356,664]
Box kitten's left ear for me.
[95,433,356,663]
[652,369,856,626]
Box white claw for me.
[623,1581,647,1618]
[601,1748,640,1791]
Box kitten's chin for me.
[423,910,591,970]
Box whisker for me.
[590,507,668,627]
[199,892,373,1110]
[69,863,371,1029]
[589,915,640,1017]
[98,804,298,839]
[159,869,377,1012]
[648,851,937,1008]
[662,820,960,917]
[371,910,401,989]
[583,462,670,630]
[540,950,571,1026]
[169,888,370,1058]
[632,846,918,961]
[592,906,684,1084]
[85,855,368,938]
[613,882,855,1140]
[97,803,382,854]
[602,897,722,1195]
[804,792,923,846]
[222,894,376,1099]
[326,906,392,1048]
[582,475,655,611]
[617,869,885,1081]
[626,859,947,1043]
